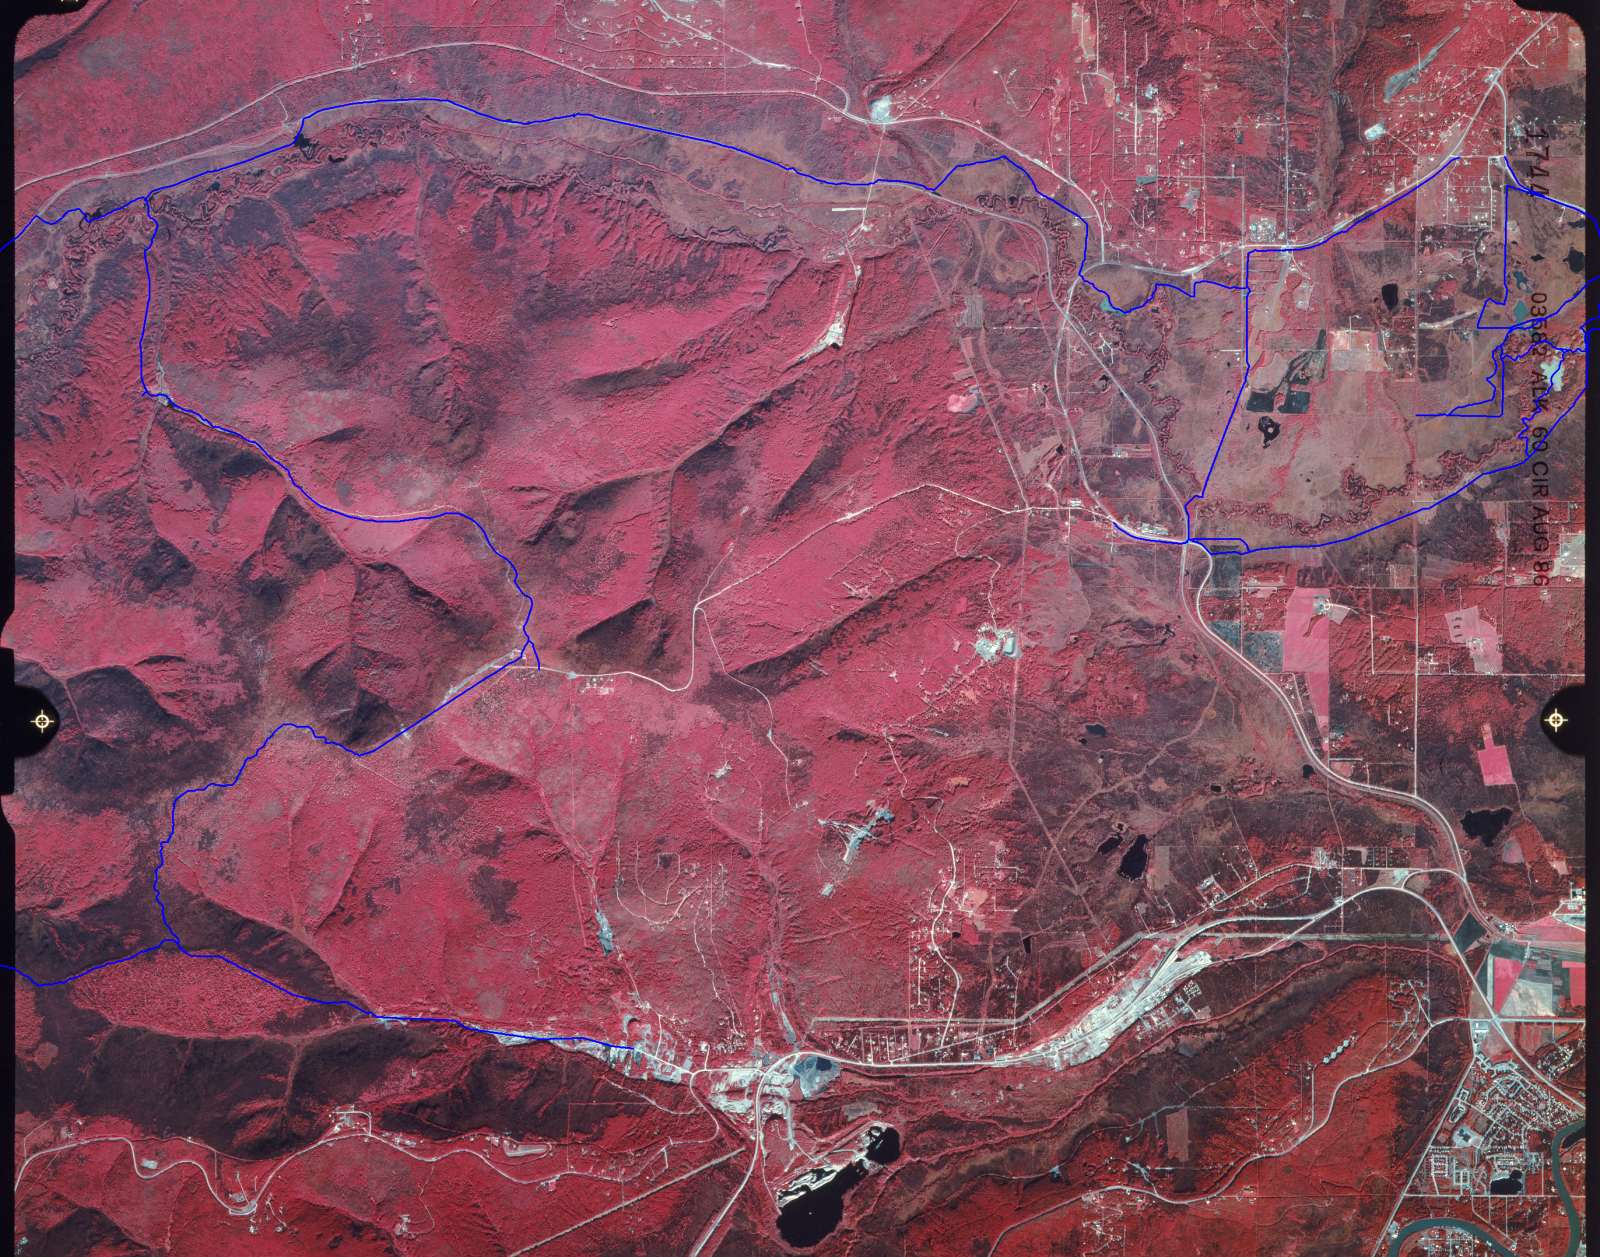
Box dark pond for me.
[1461,807,1512,845]
[1116,834,1149,880]
[777,1163,867,1247]
[1489,1168,1524,1195]
[865,1125,901,1164]
[776,1126,901,1248]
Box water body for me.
[866,1125,901,1164]
[1381,282,1400,311]
[1461,807,1513,845]
[1551,1122,1585,1257]
[791,1054,838,1099]
[776,1126,901,1248]
[1384,1217,1517,1256]
[1384,1120,1584,1257]
[777,1161,868,1247]
[1116,834,1149,880]
[1488,1168,1523,1195]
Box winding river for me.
[1384,1120,1584,1257]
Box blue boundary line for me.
[4,98,1592,1041]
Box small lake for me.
[776,1125,900,1248]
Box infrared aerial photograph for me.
[3,0,1590,1254]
